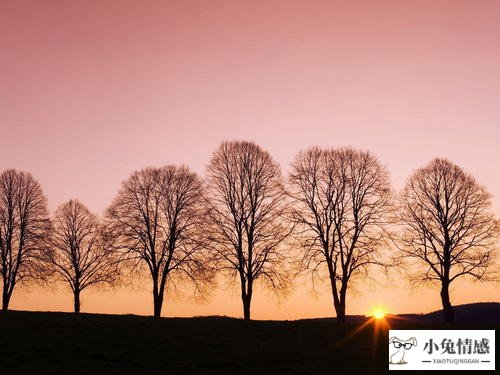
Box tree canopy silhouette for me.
[207,141,292,320]
[0,169,50,310]
[105,166,212,318]
[398,158,498,323]
[288,147,391,322]
[44,199,119,313]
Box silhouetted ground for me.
[400,302,500,324]
[0,308,498,375]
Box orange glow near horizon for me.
[369,308,387,320]
[1,1,499,319]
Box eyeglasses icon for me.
[393,342,414,350]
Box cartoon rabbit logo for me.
[389,336,417,365]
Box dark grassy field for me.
[0,310,497,375]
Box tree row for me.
[1,141,497,322]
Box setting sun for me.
[370,308,387,320]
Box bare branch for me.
[206,141,293,320]
[397,158,498,322]
[0,169,51,310]
[105,165,214,318]
[288,147,392,322]
[43,199,119,313]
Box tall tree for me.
[45,200,118,313]
[207,141,291,320]
[0,169,50,310]
[106,166,211,318]
[399,158,498,323]
[288,147,391,322]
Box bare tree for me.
[44,200,119,314]
[0,169,50,310]
[206,141,292,320]
[398,158,498,323]
[105,165,211,318]
[288,147,391,322]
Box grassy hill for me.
[404,302,500,323]
[0,306,498,374]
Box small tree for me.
[0,169,50,310]
[45,200,118,314]
[289,147,391,322]
[106,166,211,318]
[399,158,498,323]
[207,141,292,320]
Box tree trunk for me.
[242,295,251,320]
[241,278,253,320]
[153,293,163,319]
[153,297,162,319]
[74,289,81,314]
[334,299,346,322]
[151,274,164,319]
[336,285,347,323]
[328,265,345,322]
[2,288,11,311]
[153,288,163,319]
[440,281,454,323]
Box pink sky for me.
[1,1,499,319]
